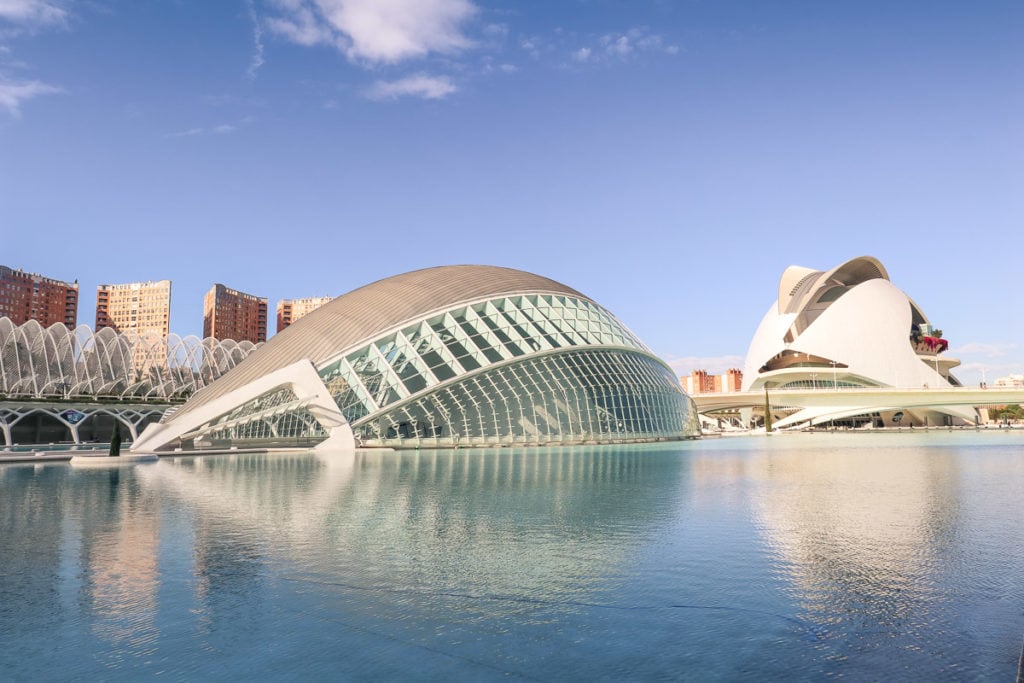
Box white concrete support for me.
[132,359,353,452]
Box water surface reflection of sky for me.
[1,433,1022,680]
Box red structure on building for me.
[204,284,268,344]
[0,265,78,327]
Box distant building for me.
[276,295,334,333]
[682,368,743,394]
[993,374,1024,388]
[95,280,172,336]
[0,265,79,327]
[204,284,267,344]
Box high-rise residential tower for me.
[95,280,172,336]
[276,295,334,333]
[0,265,79,327]
[203,284,267,344]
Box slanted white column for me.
[132,359,353,452]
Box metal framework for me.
[0,401,169,448]
[0,317,260,400]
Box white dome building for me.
[134,265,699,452]
[741,256,973,428]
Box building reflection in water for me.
[139,446,688,631]
[692,442,961,639]
[76,468,161,658]
[0,465,67,654]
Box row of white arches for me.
[0,317,259,400]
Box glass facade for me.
[315,294,698,448]
[203,387,328,447]
[145,279,702,452]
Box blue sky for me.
[1,0,1021,384]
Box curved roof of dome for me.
[169,265,589,422]
[779,255,890,315]
[820,255,889,289]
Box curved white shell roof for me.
[743,255,956,392]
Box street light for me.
[831,360,837,390]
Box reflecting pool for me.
[2,431,1022,680]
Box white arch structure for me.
[0,318,260,400]
[740,255,975,427]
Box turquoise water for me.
[1,432,1022,680]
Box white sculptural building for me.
[741,255,973,428]
[134,265,700,452]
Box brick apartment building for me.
[204,284,268,344]
[0,265,79,327]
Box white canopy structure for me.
[0,318,259,401]
[741,256,974,427]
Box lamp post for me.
[831,360,837,390]
[811,372,817,389]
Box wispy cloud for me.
[246,0,265,81]
[265,0,477,65]
[365,73,455,100]
[571,47,590,63]
[0,1,68,117]
[480,55,517,75]
[0,0,68,31]
[0,78,60,116]
[167,117,254,138]
[571,27,679,65]
[663,354,746,377]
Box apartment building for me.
[0,265,78,327]
[203,284,267,344]
[95,280,172,335]
[276,295,334,333]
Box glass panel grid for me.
[316,294,661,427]
[354,348,696,448]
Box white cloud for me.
[169,127,205,138]
[266,0,477,64]
[573,27,678,66]
[663,354,746,378]
[0,2,67,118]
[601,34,632,57]
[520,35,541,59]
[246,0,265,80]
[0,78,59,116]
[0,0,67,29]
[365,73,456,100]
[167,118,251,138]
[265,0,332,47]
